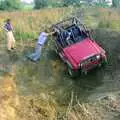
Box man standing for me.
[3,19,16,51]
[27,31,54,62]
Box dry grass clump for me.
[66,104,95,120]
[16,94,57,120]
[65,93,120,120]
[0,73,19,120]
[64,92,95,120]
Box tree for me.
[93,0,110,7]
[112,0,120,7]
[34,0,48,9]
[63,0,81,7]
[0,0,21,11]
[82,0,94,5]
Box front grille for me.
[81,55,100,70]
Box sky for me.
[21,0,112,4]
[21,0,33,4]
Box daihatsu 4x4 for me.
[52,17,107,77]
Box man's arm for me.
[1,25,8,32]
[46,31,55,36]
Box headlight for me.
[79,63,83,67]
[96,55,100,59]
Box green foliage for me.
[112,0,120,8]
[98,20,120,30]
[94,0,109,8]
[34,0,48,9]
[47,1,63,8]
[0,0,21,11]
[22,3,34,10]
[63,0,80,7]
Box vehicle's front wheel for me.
[99,58,107,67]
[81,69,88,75]
[102,58,108,65]
[67,66,78,78]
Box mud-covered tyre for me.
[100,58,108,67]
[96,58,107,69]
[67,66,78,78]
[81,69,88,75]
[102,58,108,65]
[98,63,102,68]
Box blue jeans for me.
[28,44,42,61]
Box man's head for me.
[66,32,71,40]
[6,19,11,23]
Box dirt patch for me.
[0,74,19,120]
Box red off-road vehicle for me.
[52,17,107,77]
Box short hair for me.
[44,29,48,33]
[6,19,11,23]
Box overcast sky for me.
[21,0,33,3]
[21,0,112,4]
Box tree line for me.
[0,0,119,11]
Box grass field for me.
[22,4,34,10]
[0,7,74,43]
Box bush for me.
[63,0,80,7]
[112,0,120,8]
[34,0,48,9]
[0,0,21,11]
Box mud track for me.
[15,28,120,104]
[0,28,120,120]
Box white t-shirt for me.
[37,32,47,45]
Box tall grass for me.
[0,7,73,44]
[82,8,120,30]
[98,8,120,30]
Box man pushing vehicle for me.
[27,30,54,62]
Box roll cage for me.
[52,17,92,49]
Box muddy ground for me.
[0,27,120,119]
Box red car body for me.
[62,37,106,70]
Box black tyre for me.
[100,58,108,67]
[81,69,88,75]
[102,58,108,65]
[67,66,79,78]
[97,57,107,68]
[98,63,102,68]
